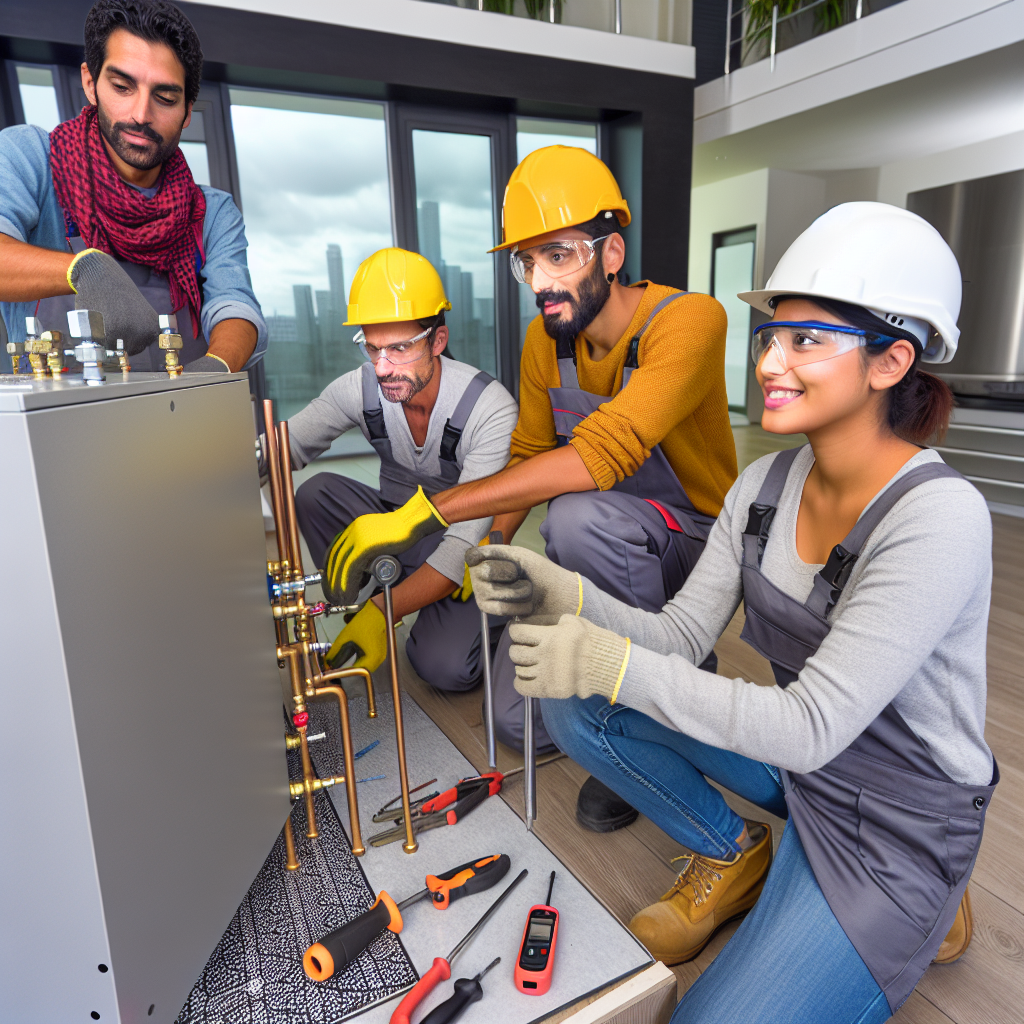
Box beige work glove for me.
[509,615,632,704]
[465,544,582,624]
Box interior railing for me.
[725,0,908,74]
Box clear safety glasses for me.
[751,321,900,370]
[354,327,432,366]
[509,236,610,285]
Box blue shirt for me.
[0,124,267,367]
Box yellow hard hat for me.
[344,247,452,325]
[489,145,630,252]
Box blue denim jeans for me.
[541,696,890,1024]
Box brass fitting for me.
[158,314,183,378]
[6,340,24,374]
[24,319,60,379]
[116,339,130,373]
[289,774,346,800]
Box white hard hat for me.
[739,202,962,363]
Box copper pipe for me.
[297,727,318,838]
[283,814,299,871]
[263,400,291,572]
[383,584,417,854]
[318,664,377,720]
[277,420,304,579]
[313,684,365,856]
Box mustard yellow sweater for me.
[511,283,737,517]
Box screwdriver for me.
[304,855,510,981]
[420,957,501,1024]
[390,868,528,1024]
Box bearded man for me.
[322,147,737,833]
[0,0,265,374]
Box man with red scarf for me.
[0,0,265,373]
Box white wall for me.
[878,130,1024,208]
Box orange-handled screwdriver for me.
[390,869,528,1024]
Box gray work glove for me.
[465,544,583,624]
[510,615,631,704]
[68,249,159,356]
[184,354,230,373]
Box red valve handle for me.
[293,711,309,728]
[389,957,451,1024]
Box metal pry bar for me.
[375,554,418,854]
[480,530,503,770]
[524,695,537,832]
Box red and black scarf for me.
[49,105,206,336]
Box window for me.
[229,90,392,425]
[513,119,599,355]
[711,227,757,412]
[16,65,61,131]
[412,129,497,375]
[179,109,211,186]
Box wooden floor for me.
[314,426,1024,1023]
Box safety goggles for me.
[751,321,900,370]
[354,327,432,366]
[509,236,610,285]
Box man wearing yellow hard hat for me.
[286,247,518,689]
[322,150,736,830]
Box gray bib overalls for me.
[741,445,998,1013]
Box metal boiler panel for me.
[0,373,290,1023]
[908,168,1024,398]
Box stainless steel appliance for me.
[908,169,1024,399]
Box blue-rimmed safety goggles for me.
[751,320,900,369]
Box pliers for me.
[369,772,504,847]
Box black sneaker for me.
[575,776,639,832]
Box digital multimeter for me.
[514,871,559,995]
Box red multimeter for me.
[514,871,559,996]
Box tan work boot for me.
[628,823,772,965]
[933,887,973,964]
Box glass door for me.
[389,106,517,385]
[711,227,757,413]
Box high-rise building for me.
[418,201,442,271]
[326,244,346,312]
[293,284,318,347]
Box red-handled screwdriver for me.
[390,868,528,1024]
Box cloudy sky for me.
[231,100,599,320]
[231,103,394,316]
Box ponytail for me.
[886,365,954,444]
[808,296,955,445]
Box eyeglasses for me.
[751,321,899,370]
[509,236,609,285]
[354,327,432,366]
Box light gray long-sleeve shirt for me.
[288,357,519,584]
[579,445,994,785]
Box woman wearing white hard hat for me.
[467,202,997,1022]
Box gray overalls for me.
[359,360,494,505]
[294,361,500,694]
[741,445,998,1013]
[34,233,209,371]
[492,293,719,750]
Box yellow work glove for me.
[451,536,491,601]
[326,600,389,673]
[323,486,448,606]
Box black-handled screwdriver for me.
[420,957,501,1024]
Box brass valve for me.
[6,337,24,375]
[285,730,325,750]
[23,318,61,380]
[158,314,183,378]
[289,774,346,800]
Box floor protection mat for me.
[176,743,417,1023]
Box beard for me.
[96,100,183,171]
[537,258,612,348]
[377,357,436,405]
